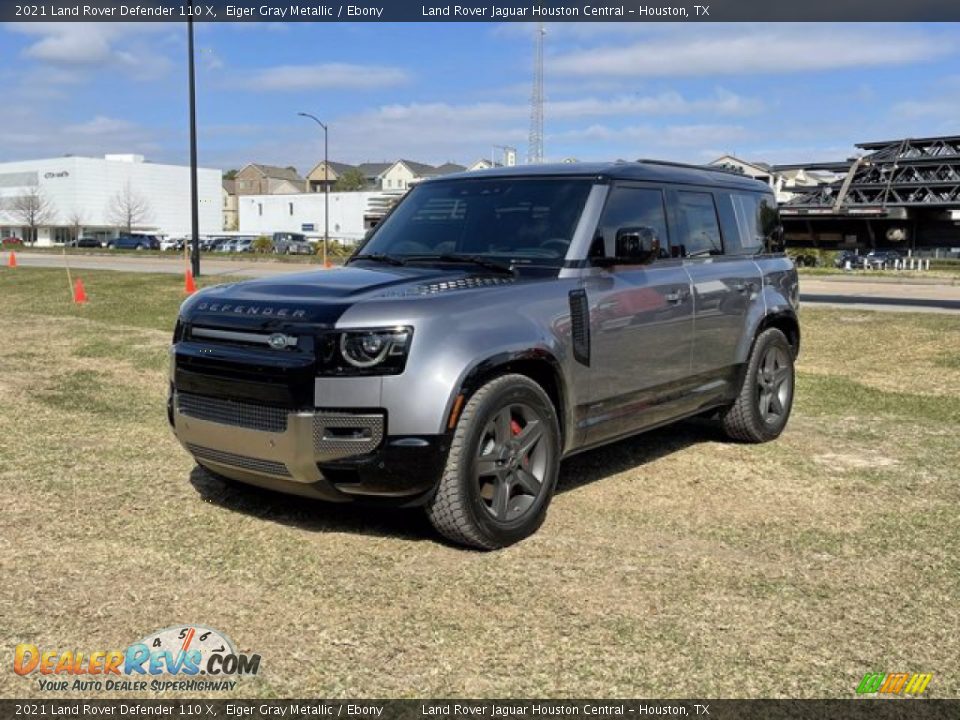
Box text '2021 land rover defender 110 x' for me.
[170,161,799,549]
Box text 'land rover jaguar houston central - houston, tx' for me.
[169,161,799,549]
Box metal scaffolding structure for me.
[782,136,960,212]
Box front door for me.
[579,184,694,447]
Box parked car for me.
[286,240,314,255]
[2,236,24,246]
[159,237,183,251]
[108,234,160,250]
[65,237,103,248]
[233,238,254,253]
[169,161,799,549]
[863,250,903,269]
[272,232,307,254]
[216,239,237,253]
[834,250,862,268]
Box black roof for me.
[423,160,770,192]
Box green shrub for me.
[251,235,273,254]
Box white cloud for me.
[245,63,410,91]
[64,116,138,136]
[8,22,177,67]
[551,25,954,77]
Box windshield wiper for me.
[351,252,407,266]
[404,254,515,275]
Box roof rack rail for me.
[635,158,743,176]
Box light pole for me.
[298,112,328,266]
[187,0,200,277]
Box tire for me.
[426,374,561,550]
[721,328,795,443]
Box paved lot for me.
[9,250,960,311]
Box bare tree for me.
[108,183,152,234]
[5,187,57,245]
[67,209,85,243]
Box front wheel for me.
[721,328,795,443]
[426,374,561,550]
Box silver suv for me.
[169,161,799,549]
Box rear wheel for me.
[721,328,795,443]
[426,374,561,550]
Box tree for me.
[333,168,367,192]
[67,209,85,243]
[223,169,238,180]
[251,235,273,253]
[4,186,57,245]
[108,183,152,234]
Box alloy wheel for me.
[757,346,792,425]
[475,403,548,522]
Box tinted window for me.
[592,186,670,259]
[675,191,723,257]
[728,192,780,255]
[361,178,593,265]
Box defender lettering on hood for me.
[193,302,308,318]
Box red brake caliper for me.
[510,419,528,466]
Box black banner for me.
[4,0,960,22]
[3,700,960,720]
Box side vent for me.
[569,289,590,366]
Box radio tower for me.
[527,23,545,164]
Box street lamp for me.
[187,0,200,277]
[297,112,329,266]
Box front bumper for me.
[170,390,444,504]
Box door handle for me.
[665,288,689,304]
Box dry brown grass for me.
[0,269,958,699]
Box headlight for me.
[317,327,412,376]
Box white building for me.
[238,191,402,242]
[0,154,221,245]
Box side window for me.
[727,192,780,255]
[592,186,670,260]
[675,191,723,257]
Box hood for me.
[179,264,522,329]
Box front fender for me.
[341,281,577,437]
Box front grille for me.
[186,443,291,477]
[177,392,287,432]
[313,413,384,460]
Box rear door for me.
[580,183,694,446]
[670,188,763,380]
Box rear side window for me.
[593,186,670,259]
[675,191,723,257]
[727,192,780,255]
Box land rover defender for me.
[169,161,799,549]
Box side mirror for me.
[613,226,660,264]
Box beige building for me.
[222,178,238,230]
[380,160,466,190]
[234,163,305,195]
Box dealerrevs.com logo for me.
[14,625,261,693]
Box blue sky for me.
[1,21,958,172]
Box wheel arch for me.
[755,310,800,359]
[454,350,569,450]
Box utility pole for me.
[527,23,545,164]
[187,0,200,277]
[298,112,329,266]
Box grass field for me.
[1,267,958,699]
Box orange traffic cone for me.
[7,252,16,268]
[184,269,197,294]
[73,278,88,304]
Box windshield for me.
[356,177,593,268]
